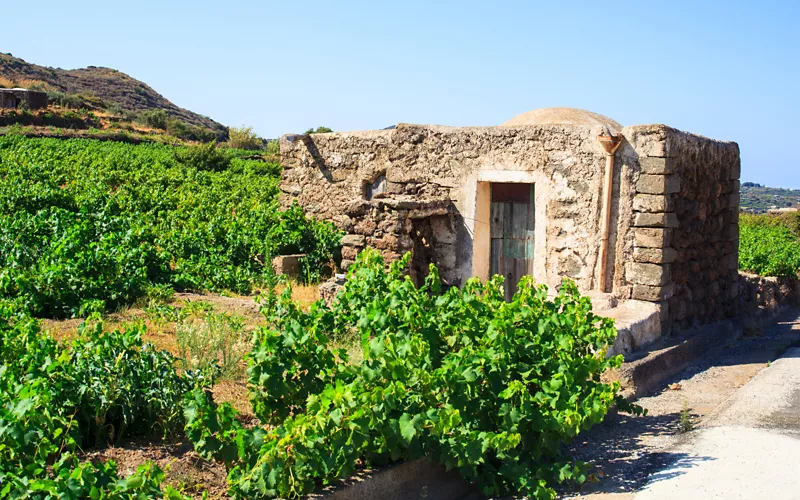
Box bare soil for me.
[45,288,318,498]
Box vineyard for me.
[739,212,800,278]
[0,135,340,318]
[0,134,639,498]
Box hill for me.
[740,182,800,213]
[0,53,226,138]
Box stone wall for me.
[280,123,741,330]
[281,123,640,292]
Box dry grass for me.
[0,76,54,91]
[273,282,321,311]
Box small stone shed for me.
[0,88,48,110]
[279,108,741,338]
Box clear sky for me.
[2,1,798,187]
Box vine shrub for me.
[184,248,640,499]
[0,308,195,498]
[739,213,800,278]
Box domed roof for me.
[503,107,622,133]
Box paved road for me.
[636,347,800,499]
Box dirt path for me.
[562,308,800,498]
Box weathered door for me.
[489,183,535,301]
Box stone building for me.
[0,88,48,110]
[279,108,741,343]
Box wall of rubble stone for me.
[280,123,741,331]
[624,126,740,331]
[281,124,640,292]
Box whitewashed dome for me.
[503,107,622,134]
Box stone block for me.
[341,246,359,260]
[633,194,671,213]
[634,228,671,248]
[626,262,671,286]
[640,157,676,175]
[633,247,677,264]
[730,158,741,180]
[341,234,366,247]
[637,174,681,195]
[634,212,679,228]
[632,283,675,301]
[728,192,740,210]
[272,254,305,278]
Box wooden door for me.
[489,183,535,301]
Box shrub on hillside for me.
[137,108,169,129]
[184,249,640,499]
[227,126,262,150]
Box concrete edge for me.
[313,458,479,500]
[613,305,796,400]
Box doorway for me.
[489,183,535,300]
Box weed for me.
[679,401,694,433]
[176,311,248,380]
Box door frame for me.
[470,170,548,285]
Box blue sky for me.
[3,0,798,187]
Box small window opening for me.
[364,174,386,200]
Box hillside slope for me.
[0,53,226,136]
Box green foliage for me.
[265,139,280,156]
[177,310,249,380]
[228,126,263,150]
[166,118,217,143]
[174,140,231,172]
[0,310,193,498]
[304,126,333,134]
[0,135,341,317]
[270,202,343,282]
[184,249,639,499]
[136,109,169,129]
[739,213,800,277]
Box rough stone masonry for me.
[279,108,741,336]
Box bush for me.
[0,311,194,497]
[304,126,333,134]
[136,109,169,129]
[739,213,800,277]
[228,126,263,150]
[167,118,217,142]
[175,140,231,172]
[177,311,249,380]
[184,249,640,499]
